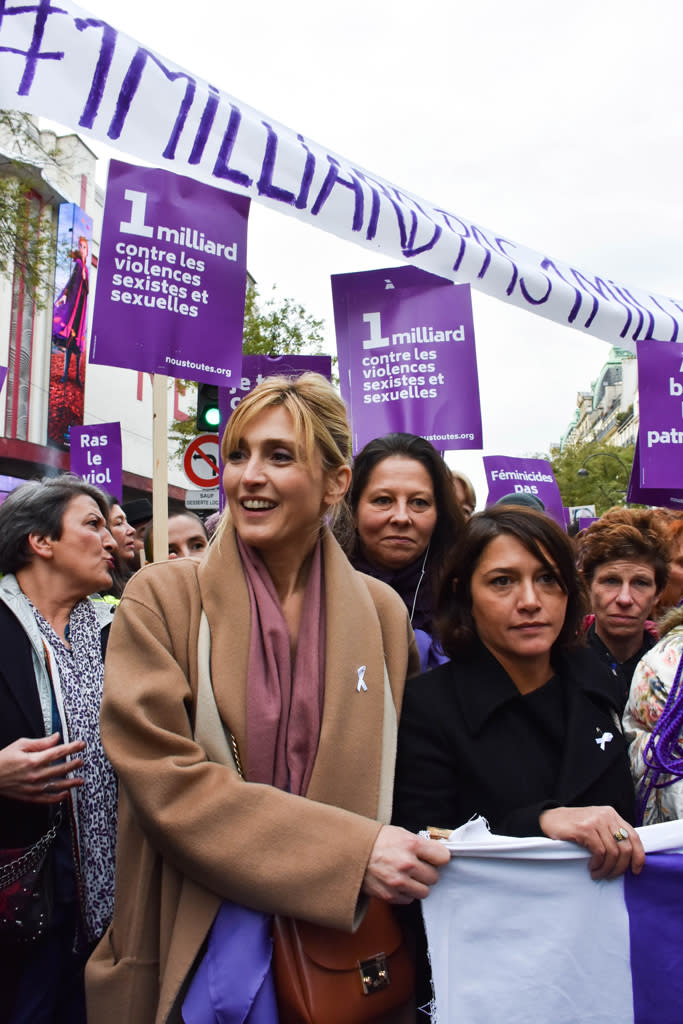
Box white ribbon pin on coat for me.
[595,731,613,751]
[357,666,367,692]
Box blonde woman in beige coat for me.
[86,374,448,1024]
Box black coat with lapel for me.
[0,602,51,847]
[393,640,636,837]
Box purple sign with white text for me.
[332,268,482,453]
[627,437,683,510]
[216,355,333,511]
[70,422,122,501]
[0,367,6,395]
[90,160,249,385]
[217,355,333,427]
[636,339,683,489]
[484,455,564,526]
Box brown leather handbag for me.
[272,896,414,1024]
[195,613,413,1021]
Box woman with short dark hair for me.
[395,503,640,856]
[393,504,645,1017]
[0,474,118,1023]
[436,501,585,658]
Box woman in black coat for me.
[393,505,645,1018]
[0,475,118,1024]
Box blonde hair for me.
[215,373,352,543]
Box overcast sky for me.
[69,0,683,504]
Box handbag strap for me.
[196,610,244,779]
[0,808,63,888]
[0,637,66,889]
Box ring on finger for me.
[613,827,629,843]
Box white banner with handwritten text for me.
[1,0,682,350]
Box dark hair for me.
[344,433,464,580]
[143,509,208,563]
[576,507,671,593]
[0,474,109,574]
[104,495,134,599]
[436,505,587,659]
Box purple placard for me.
[627,435,683,510]
[90,160,249,385]
[636,340,683,489]
[332,268,482,453]
[70,422,122,500]
[332,265,451,402]
[0,366,6,395]
[215,354,333,512]
[484,455,564,526]
[217,355,333,427]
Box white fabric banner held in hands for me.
[422,817,683,1024]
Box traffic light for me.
[196,384,220,432]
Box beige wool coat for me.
[86,526,418,1024]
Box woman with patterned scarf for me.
[0,475,118,1023]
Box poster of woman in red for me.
[48,203,93,448]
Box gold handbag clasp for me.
[358,953,390,995]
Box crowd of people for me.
[1,372,682,1024]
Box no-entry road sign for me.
[183,435,220,488]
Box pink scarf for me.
[237,535,325,796]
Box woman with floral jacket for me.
[623,606,683,824]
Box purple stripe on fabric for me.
[182,902,277,1024]
[625,853,683,1024]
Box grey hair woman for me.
[0,474,118,1023]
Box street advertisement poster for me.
[90,160,249,385]
[565,504,599,532]
[635,339,683,490]
[627,438,683,511]
[70,422,122,500]
[0,367,7,395]
[332,267,482,454]
[484,455,564,526]
[48,203,92,448]
[567,503,597,523]
[216,354,333,511]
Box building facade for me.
[559,347,639,451]
[0,112,191,503]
